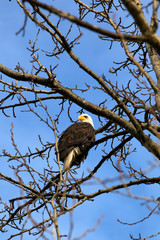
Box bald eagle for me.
[57,114,95,171]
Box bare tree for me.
[0,0,160,239]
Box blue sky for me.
[1,1,160,240]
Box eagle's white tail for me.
[63,147,81,172]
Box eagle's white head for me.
[78,114,94,128]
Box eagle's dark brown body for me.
[58,122,95,170]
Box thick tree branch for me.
[25,0,145,43]
[25,0,160,55]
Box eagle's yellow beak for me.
[78,115,85,121]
